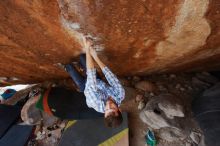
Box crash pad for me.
[1,89,16,100]
[0,104,20,138]
[0,125,33,146]
[36,87,104,120]
[59,113,128,146]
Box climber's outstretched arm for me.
[90,47,125,102]
[82,37,94,70]
[86,48,95,70]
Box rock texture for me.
[189,131,201,145]
[21,95,42,125]
[140,94,184,129]
[135,81,156,92]
[139,93,192,142]
[158,94,184,119]
[158,127,187,142]
[0,0,219,84]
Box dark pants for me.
[65,54,100,92]
[65,54,87,92]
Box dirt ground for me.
[120,72,214,146]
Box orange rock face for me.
[0,0,219,84]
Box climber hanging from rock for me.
[30,37,125,127]
[62,37,125,127]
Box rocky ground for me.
[119,71,218,146]
[3,71,219,146]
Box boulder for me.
[140,110,170,129]
[135,94,144,102]
[135,81,156,92]
[140,93,186,130]
[21,95,42,125]
[192,77,210,88]
[157,85,168,92]
[189,131,201,145]
[185,141,192,146]
[169,74,177,78]
[119,78,131,87]
[158,102,184,119]
[0,0,219,85]
[175,84,181,89]
[132,76,141,82]
[198,135,206,146]
[138,101,146,110]
[196,72,219,84]
[158,94,184,119]
[158,127,188,142]
[42,112,59,127]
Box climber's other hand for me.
[89,47,97,59]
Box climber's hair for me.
[104,110,123,128]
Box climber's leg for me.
[65,64,86,92]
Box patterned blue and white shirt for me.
[84,67,125,113]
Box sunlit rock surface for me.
[0,0,219,84]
